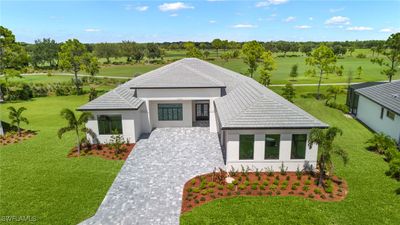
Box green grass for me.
[0,96,124,225]
[1,75,74,84]
[180,87,400,225]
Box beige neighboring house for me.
[78,58,328,171]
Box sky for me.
[1,0,400,43]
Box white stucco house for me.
[347,80,400,144]
[78,58,328,171]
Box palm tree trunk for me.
[17,123,21,137]
[76,129,80,156]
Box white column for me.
[226,133,239,162]
[279,133,292,161]
[254,134,265,161]
[209,98,218,133]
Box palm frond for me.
[17,107,27,115]
[57,126,75,139]
[334,146,349,165]
[77,112,93,125]
[60,108,77,126]
[20,117,29,125]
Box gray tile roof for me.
[350,82,385,90]
[78,58,327,129]
[356,80,400,115]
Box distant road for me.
[1,73,390,86]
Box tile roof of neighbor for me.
[355,80,400,115]
[79,58,328,129]
[350,82,386,90]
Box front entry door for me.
[195,103,209,121]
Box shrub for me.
[207,189,214,194]
[208,182,216,188]
[265,167,274,176]
[192,187,200,193]
[286,175,290,181]
[200,181,207,189]
[191,179,196,185]
[302,185,310,191]
[194,199,199,204]
[276,190,281,195]
[217,185,224,190]
[232,180,239,185]
[238,184,246,190]
[291,185,298,191]
[305,179,311,185]
[273,180,279,185]
[227,183,235,190]
[296,166,303,180]
[299,192,305,195]
[293,181,300,186]
[200,197,206,201]
[309,193,315,198]
[244,180,250,186]
[279,162,288,175]
[210,194,216,199]
[275,175,280,180]
[227,192,232,196]
[251,184,258,190]
[259,185,266,190]
[263,180,269,186]
[314,188,322,194]
[270,184,277,191]
[236,191,241,195]
[201,190,208,195]
[356,53,366,58]
[187,188,193,193]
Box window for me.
[98,115,122,135]
[380,108,384,119]
[239,135,254,160]
[265,134,280,159]
[291,134,307,159]
[387,110,396,120]
[158,104,183,121]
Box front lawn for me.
[0,96,124,225]
[180,87,400,225]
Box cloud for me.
[283,16,295,22]
[329,7,344,13]
[135,6,149,12]
[346,26,373,31]
[325,16,350,25]
[209,20,216,24]
[295,25,311,29]
[84,28,101,32]
[232,24,258,28]
[256,0,289,7]
[170,13,178,17]
[380,27,399,33]
[159,2,194,11]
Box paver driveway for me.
[80,127,224,225]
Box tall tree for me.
[282,83,296,102]
[58,39,89,94]
[0,26,29,101]
[258,51,276,86]
[212,38,223,57]
[146,43,161,59]
[357,66,363,79]
[94,43,116,63]
[371,32,400,82]
[31,38,59,68]
[308,127,349,186]
[84,56,100,76]
[132,44,145,63]
[119,41,137,62]
[306,44,337,99]
[325,86,345,105]
[241,40,265,78]
[289,64,299,81]
[58,108,93,156]
[8,106,29,136]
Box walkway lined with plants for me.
[80,127,224,225]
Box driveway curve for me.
[80,127,224,225]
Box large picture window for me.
[98,115,122,135]
[291,134,307,159]
[265,134,280,159]
[239,135,254,160]
[158,104,183,121]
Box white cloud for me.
[232,24,258,28]
[159,2,194,11]
[135,6,149,12]
[84,28,101,32]
[295,25,311,29]
[283,16,295,22]
[170,13,178,17]
[256,0,289,7]
[380,27,399,33]
[346,26,373,31]
[325,16,350,25]
[329,7,344,13]
[209,20,216,24]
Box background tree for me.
[282,83,295,102]
[289,64,299,81]
[132,44,145,63]
[332,45,347,56]
[203,51,210,59]
[58,39,89,94]
[241,40,264,78]
[84,56,100,77]
[308,127,349,186]
[335,65,344,76]
[371,32,400,82]
[119,41,137,62]
[88,87,98,101]
[8,106,29,136]
[347,46,355,56]
[31,38,59,68]
[146,43,162,60]
[212,38,222,57]
[57,108,93,156]
[0,26,29,101]
[258,51,276,86]
[357,66,363,79]
[220,51,232,62]
[94,43,116,64]
[299,43,313,56]
[306,44,337,99]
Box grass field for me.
[180,87,400,225]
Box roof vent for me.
[392,93,400,99]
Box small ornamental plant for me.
[217,185,224,190]
[227,183,235,190]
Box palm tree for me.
[58,108,94,156]
[366,132,397,154]
[8,106,29,136]
[308,127,349,187]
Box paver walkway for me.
[80,127,224,225]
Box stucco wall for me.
[224,129,318,172]
[149,100,193,128]
[86,110,141,144]
[356,95,400,142]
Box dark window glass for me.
[158,104,183,121]
[380,108,384,119]
[387,110,396,120]
[98,115,122,135]
[239,135,254,160]
[291,134,307,159]
[265,134,280,159]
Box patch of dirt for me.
[67,144,135,161]
[181,172,348,213]
[0,130,37,146]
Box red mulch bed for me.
[0,130,36,146]
[67,144,135,160]
[181,171,348,213]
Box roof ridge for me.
[180,63,225,86]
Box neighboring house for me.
[0,121,4,136]
[78,58,328,171]
[347,81,400,143]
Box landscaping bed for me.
[67,144,135,160]
[181,170,348,213]
[0,130,36,146]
